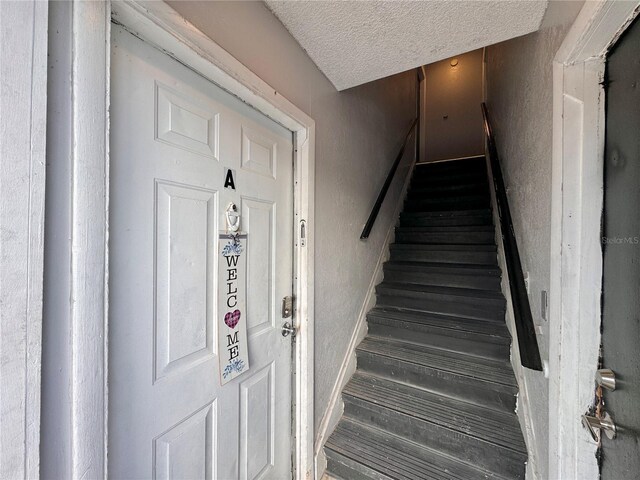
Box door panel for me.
[602,14,640,479]
[239,364,275,480]
[109,25,293,480]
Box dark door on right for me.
[601,14,640,480]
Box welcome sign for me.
[218,233,249,385]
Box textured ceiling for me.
[265,1,549,90]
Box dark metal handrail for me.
[482,102,542,371]
[361,68,422,240]
[360,117,418,239]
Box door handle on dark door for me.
[582,412,617,442]
[596,368,616,391]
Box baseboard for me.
[313,154,417,479]
[484,153,541,480]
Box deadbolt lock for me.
[282,296,293,318]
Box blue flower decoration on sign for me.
[222,358,245,379]
[222,241,243,257]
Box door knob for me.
[282,322,297,338]
[595,368,616,391]
[582,412,617,442]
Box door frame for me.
[68,1,315,478]
[549,1,639,478]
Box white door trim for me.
[69,1,315,478]
[549,2,639,479]
[0,1,48,477]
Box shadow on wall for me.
[422,48,484,163]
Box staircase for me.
[324,156,528,480]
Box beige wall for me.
[423,48,484,162]
[167,0,417,436]
[485,1,584,477]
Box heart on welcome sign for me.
[224,309,241,329]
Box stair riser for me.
[376,294,505,322]
[414,160,485,174]
[411,174,488,187]
[367,323,510,361]
[404,200,490,212]
[377,287,504,308]
[383,298,504,323]
[325,449,395,480]
[408,181,488,193]
[413,163,486,175]
[367,312,510,341]
[395,231,495,244]
[356,351,517,412]
[343,398,526,479]
[383,269,502,291]
[399,215,492,227]
[389,249,498,266]
[396,226,495,233]
[407,183,489,201]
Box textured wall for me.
[424,49,484,162]
[167,1,417,436]
[485,2,583,477]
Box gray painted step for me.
[382,261,501,291]
[404,195,490,212]
[400,210,492,227]
[376,282,506,322]
[412,161,487,179]
[389,243,498,265]
[407,184,489,200]
[411,171,488,187]
[326,418,504,480]
[398,225,495,233]
[342,373,526,477]
[395,227,496,245]
[367,307,510,360]
[356,336,518,412]
[408,181,489,197]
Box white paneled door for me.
[109,26,294,480]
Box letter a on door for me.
[224,168,236,190]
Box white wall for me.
[423,49,484,162]
[484,2,584,478]
[0,1,48,478]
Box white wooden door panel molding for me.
[549,2,639,479]
[67,1,315,478]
